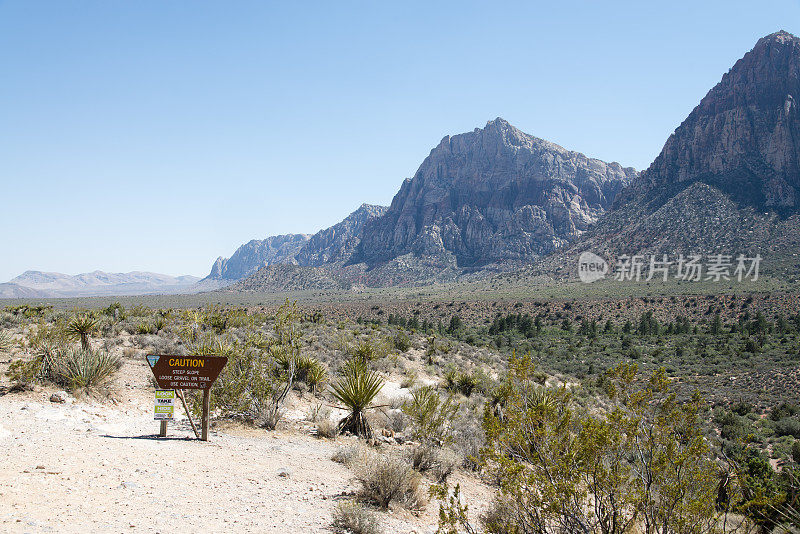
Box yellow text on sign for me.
[168,358,205,367]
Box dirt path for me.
[0,358,488,533]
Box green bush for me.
[393,331,411,352]
[775,418,800,439]
[402,386,458,445]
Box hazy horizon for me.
[2,1,799,281]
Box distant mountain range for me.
[0,271,200,298]
[7,30,798,297]
[210,122,636,291]
[230,30,800,291]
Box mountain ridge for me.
[350,117,636,271]
[4,270,200,298]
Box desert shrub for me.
[48,347,121,389]
[403,386,459,445]
[355,454,426,510]
[331,359,384,438]
[399,372,416,389]
[6,357,41,386]
[392,331,411,352]
[775,418,800,439]
[102,302,126,320]
[209,312,227,333]
[482,355,721,534]
[197,300,304,429]
[128,304,150,317]
[405,444,460,483]
[331,500,382,534]
[135,322,156,335]
[153,315,167,333]
[349,338,389,362]
[772,403,799,421]
[200,338,293,429]
[451,419,484,471]
[385,409,407,433]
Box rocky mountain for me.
[619,30,800,212]
[352,118,636,270]
[204,234,311,283]
[203,204,387,290]
[3,270,200,298]
[295,204,387,266]
[530,30,800,282]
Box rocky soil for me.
[0,357,489,534]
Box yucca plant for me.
[331,359,384,438]
[51,348,121,390]
[304,358,329,394]
[66,314,99,351]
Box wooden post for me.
[159,420,167,437]
[176,389,200,439]
[201,388,211,441]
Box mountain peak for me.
[485,117,511,128]
[623,29,800,210]
[759,29,799,46]
[355,121,636,268]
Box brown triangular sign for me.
[146,354,228,390]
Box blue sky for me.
[1,1,798,281]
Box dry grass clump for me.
[316,417,339,439]
[331,445,365,466]
[331,500,382,534]
[354,454,426,510]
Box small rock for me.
[49,392,68,404]
[118,481,138,489]
[277,467,292,478]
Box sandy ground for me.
[0,356,489,534]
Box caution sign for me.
[146,354,228,390]
[154,389,175,420]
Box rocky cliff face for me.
[295,204,387,266]
[207,234,310,281]
[531,31,800,281]
[203,204,387,286]
[353,118,636,268]
[619,30,800,212]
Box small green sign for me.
[154,389,175,420]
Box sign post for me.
[146,354,228,441]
